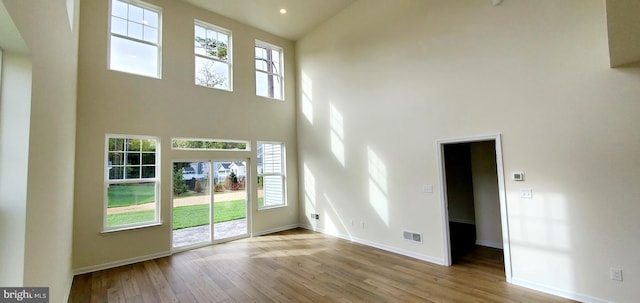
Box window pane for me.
[112,0,128,19]
[143,9,158,28]
[141,166,155,178]
[171,138,249,150]
[128,21,143,40]
[263,175,283,207]
[256,71,268,97]
[109,138,125,151]
[218,33,228,46]
[272,49,281,68]
[126,153,141,165]
[273,75,282,100]
[127,139,141,151]
[110,35,158,77]
[109,166,124,180]
[255,46,266,59]
[142,153,155,165]
[262,143,282,174]
[143,26,157,44]
[195,25,206,39]
[126,166,141,179]
[141,139,156,152]
[106,182,156,228]
[111,16,127,36]
[109,152,125,165]
[128,5,143,23]
[195,57,229,90]
[255,57,267,71]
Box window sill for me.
[258,205,287,211]
[102,221,162,234]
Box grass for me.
[107,199,246,230]
[107,183,155,207]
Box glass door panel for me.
[213,160,248,241]
[172,161,212,248]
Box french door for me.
[172,160,249,249]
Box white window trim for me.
[257,141,287,210]
[108,0,163,79]
[255,40,284,100]
[103,134,161,232]
[194,20,232,91]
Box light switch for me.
[520,189,533,199]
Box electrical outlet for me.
[310,213,315,220]
[360,221,365,229]
[610,268,623,281]
[314,214,320,220]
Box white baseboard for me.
[251,224,299,237]
[73,251,172,275]
[475,239,503,249]
[511,278,613,303]
[299,224,445,266]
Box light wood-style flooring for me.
[69,228,576,302]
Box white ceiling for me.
[181,0,356,41]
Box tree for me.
[173,165,189,195]
[195,60,226,88]
[195,37,228,88]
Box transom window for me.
[109,0,161,78]
[105,135,160,231]
[257,142,286,209]
[195,21,232,90]
[255,41,284,100]
[171,138,249,151]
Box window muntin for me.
[171,138,250,151]
[257,142,286,209]
[255,41,283,100]
[109,0,161,78]
[105,135,160,231]
[195,22,231,90]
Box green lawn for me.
[107,199,246,230]
[107,183,155,207]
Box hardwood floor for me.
[69,228,576,303]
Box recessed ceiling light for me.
[279,8,287,14]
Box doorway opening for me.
[437,134,512,282]
[172,160,249,250]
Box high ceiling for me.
[181,0,356,41]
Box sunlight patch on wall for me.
[367,147,389,226]
[510,193,570,250]
[509,192,574,288]
[303,163,316,206]
[330,104,345,167]
[301,71,313,124]
[324,193,352,238]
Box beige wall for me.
[297,0,640,302]
[73,0,298,270]
[0,51,31,286]
[1,0,79,301]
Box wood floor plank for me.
[69,228,577,303]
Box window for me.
[109,0,161,78]
[195,21,231,90]
[257,142,286,209]
[171,138,249,151]
[105,135,159,231]
[255,41,283,100]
